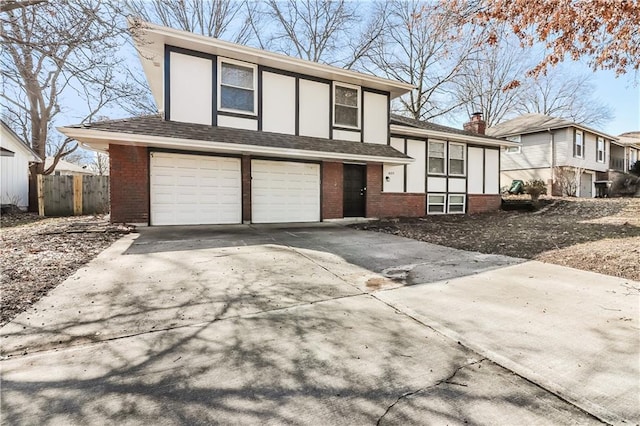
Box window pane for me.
[428,158,444,174]
[221,86,254,111]
[429,195,445,204]
[450,144,464,159]
[450,195,464,204]
[335,105,358,127]
[449,204,464,213]
[450,159,464,175]
[429,142,444,157]
[428,205,445,213]
[221,63,253,89]
[336,86,358,106]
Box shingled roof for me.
[487,113,617,140]
[390,114,504,142]
[63,115,410,161]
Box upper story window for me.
[597,137,605,163]
[574,130,584,158]
[504,135,522,153]
[428,140,446,174]
[449,143,466,175]
[218,58,257,115]
[333,83,360,128]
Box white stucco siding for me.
[169,52,212,125]
[448,178,466,193]
[333,129,360,142]
[427,177,446,192]
[299,79,330,138]
[467,147,484,194]
[363,91,388,145]
[262,72,296,135]
[217,115,258,131]
[406,139,425,193]
[383,137,405,192]
[484,149,500,194]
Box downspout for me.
[547,128,555,195]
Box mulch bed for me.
[352,197,640,282]
[0,214,133,326]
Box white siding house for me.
[59,21,516,225]
[0,121,41,209]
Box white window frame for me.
[333,82,361,129]
[574,130,584,159]
[217,57,258,115]
[447,194,466,214]
[448,142,466,176]
[504,136,522,154]
[427,194,446,215]
[596,137,605,163]
[427,140,447,175]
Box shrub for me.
[524,179,547,202]
[630,161,640,177]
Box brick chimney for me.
[463,112,486,135]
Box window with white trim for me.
[218,58,257,114]
[333,83,360,128]
[427,194,446,214]
[574,130,584,158]
[448,194,465,214]
[597,137,605,163]
[449,143,466,175]
[428,141,446,174]
[504,135,522,153]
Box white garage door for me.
[150,152,241,225]
[251,160,320,223]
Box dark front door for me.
[343,164,366,217]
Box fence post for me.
[37,174,45,217]
[73,174,83,215]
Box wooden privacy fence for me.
[37,174,109,216]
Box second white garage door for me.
[150,152,241,225]
[251,160,320,223]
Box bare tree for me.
[455,29,531,127]
[1,0,149,175]
[258,0,374,67]
[124,0,255,44]
[362,0,483,121]
[90,152,109,176]
[516,68,613,127]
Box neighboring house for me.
[58,22,515,226]
[44,157,95,175]
[488,114,618,198]
[0,121,42,209]
[613,132,639,172]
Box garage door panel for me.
[150,152,241,225]
[251,160,320,223]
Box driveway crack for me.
[376,358,486,425]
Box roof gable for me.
[487,113,616,140]
[0,121,42,162]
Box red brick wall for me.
[242,155,251,223]
[321,162,343,219]
[109,144,149,224]
[467,194,501,214]
[366,164,425,218]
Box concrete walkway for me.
[1,224,637,425]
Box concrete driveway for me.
[1,224,638,425]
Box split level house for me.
[1,120,42,210]
[488,114,635,198]
[59,22,516,226]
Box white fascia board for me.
[390,124,519,148]
[58,127,414,165]
[131,20,415,110]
